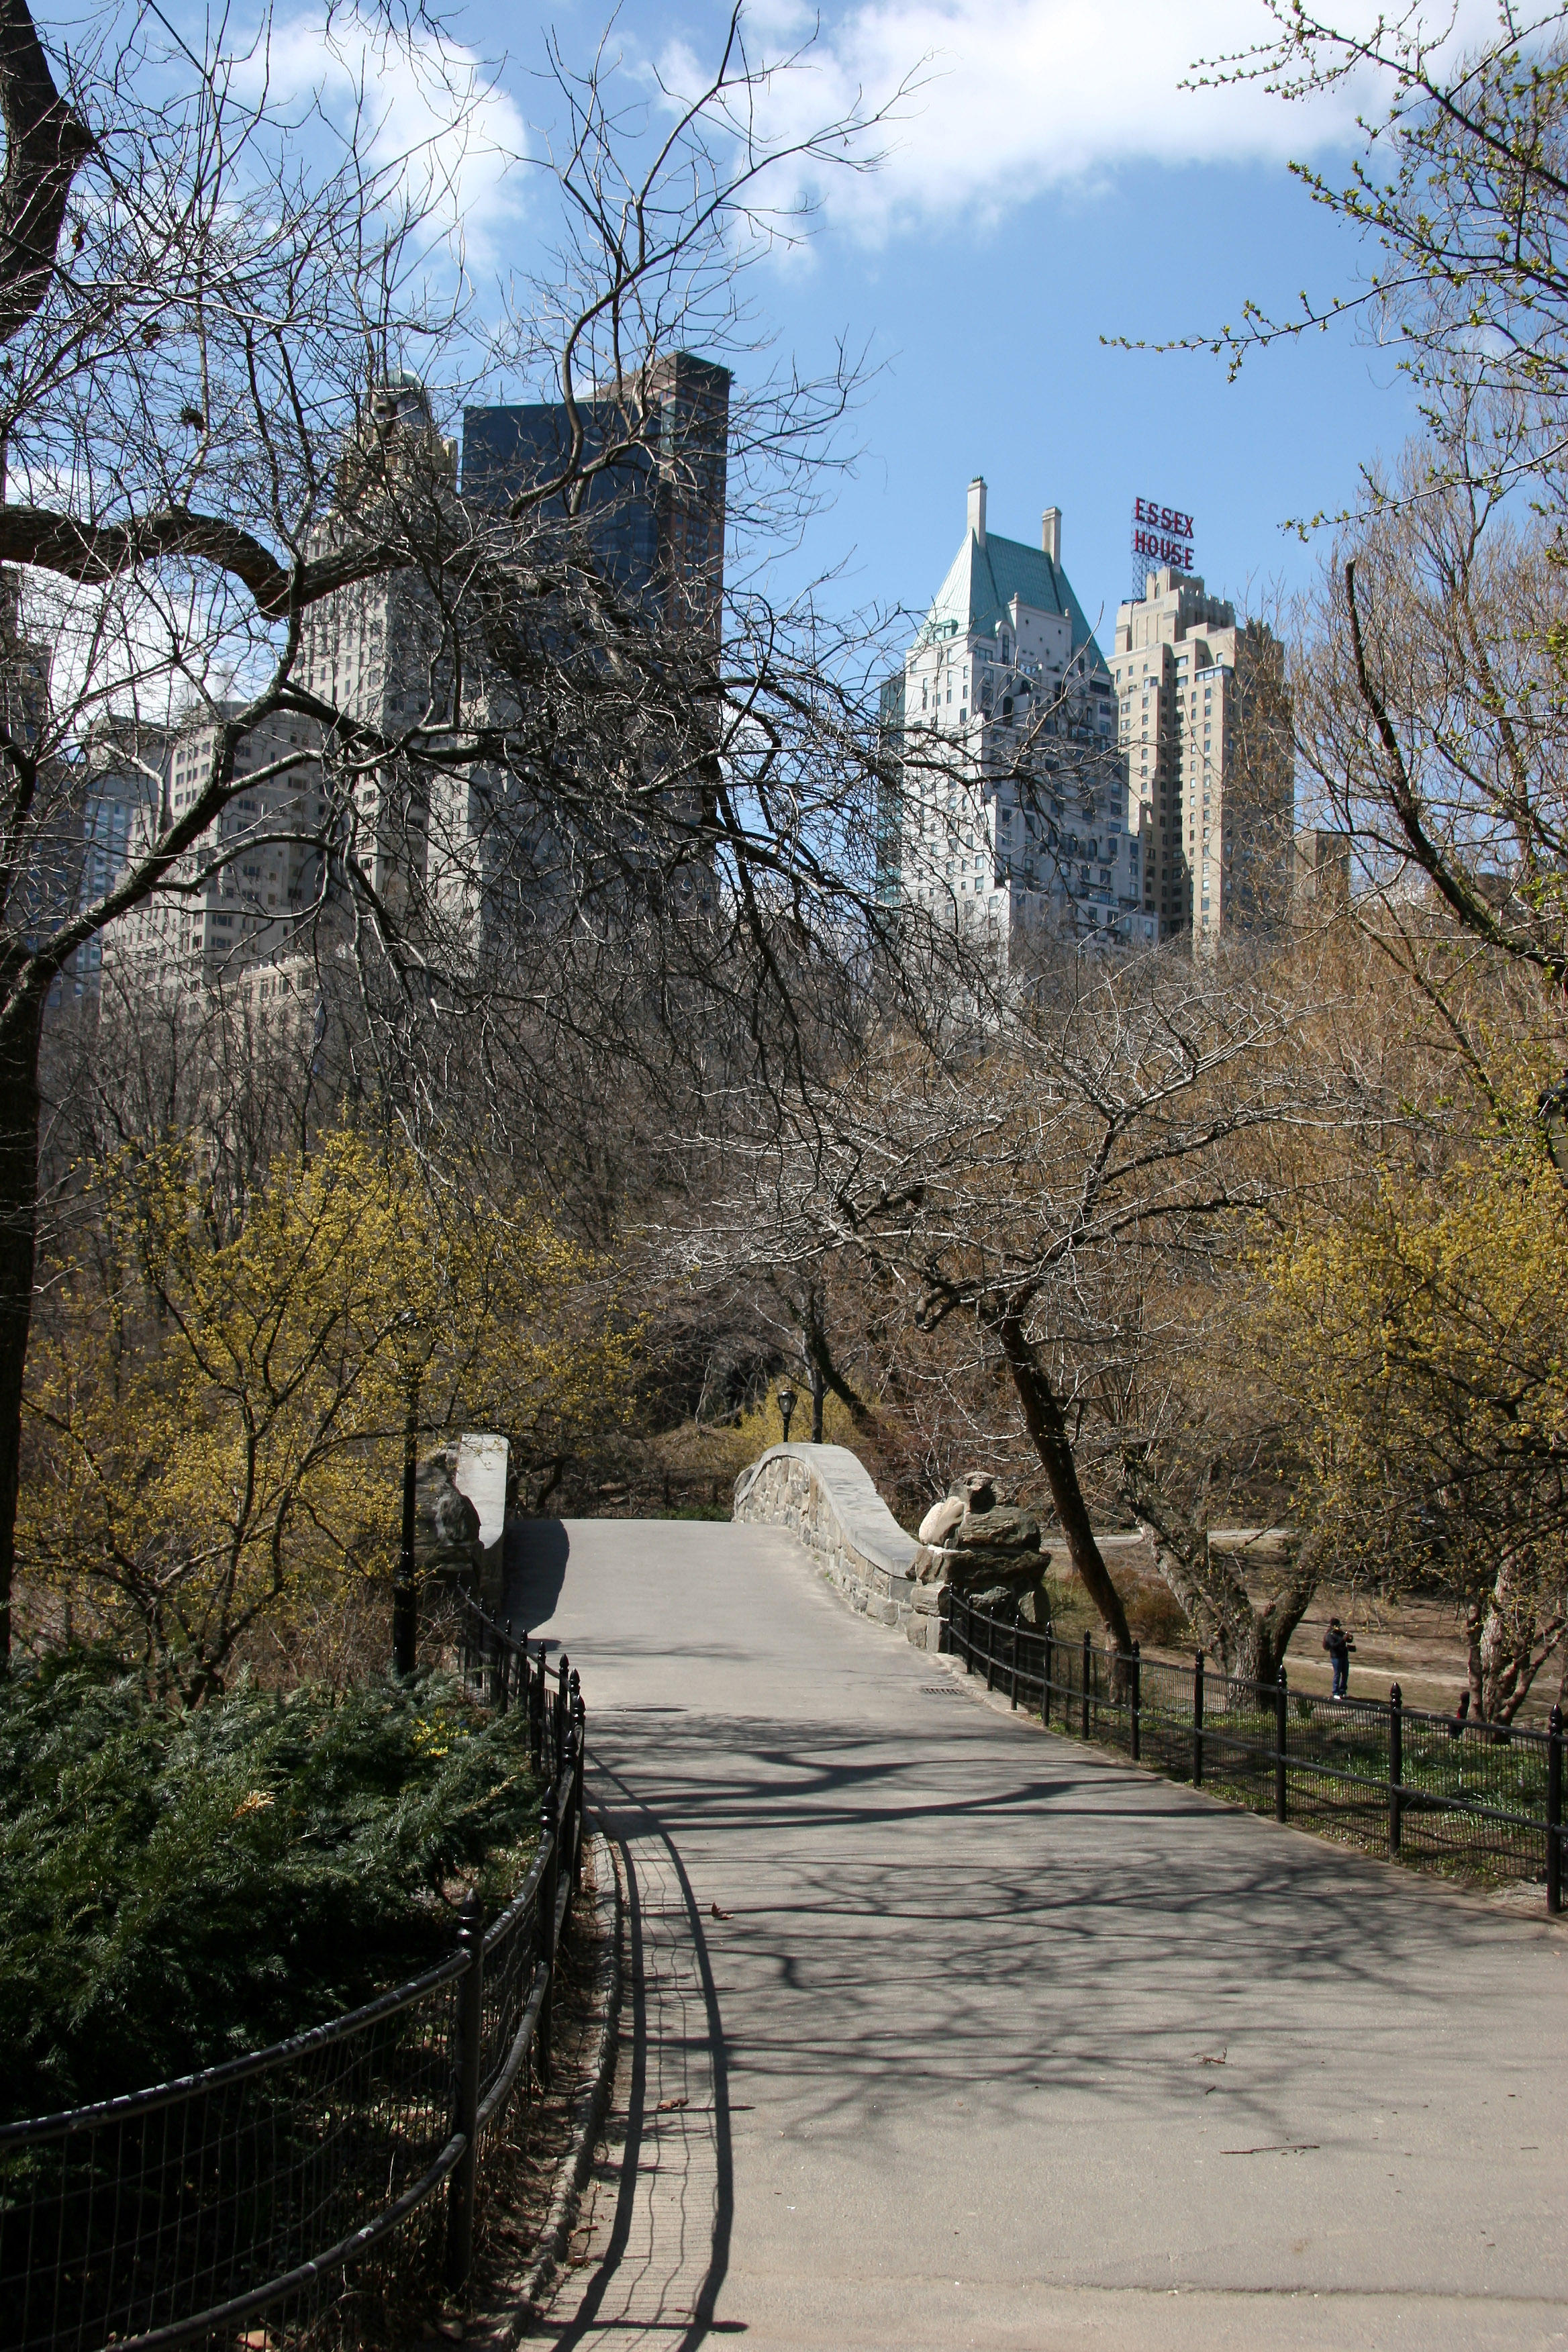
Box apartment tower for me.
[884,479,1148,958]
[1111,569,1292,945]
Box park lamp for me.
[776,1383,797,1442]
[393,1308,421,1679]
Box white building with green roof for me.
[881,479,1155,957]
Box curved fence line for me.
[0,1600,587,2352]
[942,1589,1565,1908]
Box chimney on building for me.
[1041,506,1061,562]
[967,477,987,549]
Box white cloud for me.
[236,12,530,269]
[663,0,1506,243]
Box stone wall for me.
[732,1444,942,1650]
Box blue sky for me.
[244,0,1485,638]
[745,146,1418,646]
[487,0,1464,638]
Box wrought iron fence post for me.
[1193,1650,1204,1787]
[938,1583,952,1655]
[1010,1621,1019,1709]
[1388,1682,1404,1859]
[570,1673,586,1893]
[1275,1667,1289,1823]
[985,1608,997,1693]
[1129,1639,1141,1765]
[537,1784,559,2088]
[445,1893,484,2290]
[962,1593,973,1674]
[1081,1630,1091,1740]
[1549,1704,1563,1917]
[530,1643,545,1775]
[554,1654,571,1780]
[1042,1629,1052,1726]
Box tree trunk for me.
[1467,1558,1567,1726]
[0,967,44,1666]
[1119,1452,1320,1687]
[991,1307,1132,1659]
[801,1300,873,1429]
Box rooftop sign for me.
[1131,497,1195,585]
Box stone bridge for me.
[502,1473,1567,2352]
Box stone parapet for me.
[732,1444,943,1649]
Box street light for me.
[776,1383,797,1442]
[393,1314,421,1679]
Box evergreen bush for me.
[0,1653,537,2121]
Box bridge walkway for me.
[503,1516,1567,2352]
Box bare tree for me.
[686,944,1334,1661]
[0,0,944,1658]
[1168,8,1568,504]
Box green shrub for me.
[0,1653,537,2122]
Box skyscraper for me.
[461,352,730,637]
[1111,570,1292,946]
[103,707,324,993]
[883,479,1148,958]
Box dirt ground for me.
[1036,1536,1562,1726]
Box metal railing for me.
[942,1589,1566,1910]
[0,1601,586,2352]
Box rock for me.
[967,1583,1014,1616]
[1014,1580,1052,1630]
[918,1494,965,1547]
[950,1569,1053,1632]
[415,1447,482,1581]
[910,1471,1053,1627]
[910,1542,948,1585]
[948,1502,1043,1572]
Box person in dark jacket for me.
[1322,1616,1355,1698]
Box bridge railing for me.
[0,1603,586,2352]
[733,1444,934,1644]
[943,1589,1565,1910]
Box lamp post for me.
[776,1383,797,1443]
[393,1318,421,1679]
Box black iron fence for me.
[0,1602,584,2352]
[942,1590,1565,1911]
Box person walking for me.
[1322,1616,1355,1699]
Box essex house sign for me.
[1130,496,1195,575]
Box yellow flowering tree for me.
[19,1129,632,1696]
[1261,1124,1568,1722]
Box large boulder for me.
[911,1471,1052,1626]
[414,1447,482,1581]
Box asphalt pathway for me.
[504,1518,1568,2352]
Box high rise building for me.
[1293,826,1352,912]
[300,377,460,918]
[440,354,732,952]
[103,706,324,993]
[461,352,730,637]
[65,720,170,998]
[883,479,1149,957]
[99,358,734,1002]
[1111,570,1292,946]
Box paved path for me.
[505,1520,1568,2352]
